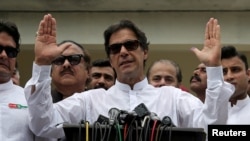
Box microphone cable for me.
[124,116,137,141]
[91,122,95,141]
[127,118,139,141]
[161,124,173,141]
[150,120,158,141]
[115,123,122,141]
[163,116,175,141]
[154,124,162,141]
[78,120,85,141]
[158,125,167,141]
[144,116,151,141]
[133,120,139,141]
[138,116,150,141]
[101,122,108,141]
[95,114,109,141]
[85,121,89,141]
[106,122,112,141]
[159,116,175,141]
[123,123,128,140]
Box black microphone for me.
[118,103,151,126]
[96,114,109,124]
[133,103,150,118]
[161,116,175,127]
[119,110,138,125]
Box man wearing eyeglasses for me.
[50,40,91,103]
[24,14,234,139]
[0,20,35,141]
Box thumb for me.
[190,47,202,61]
[190,47,200,56]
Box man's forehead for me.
[0,32,16,47]
[91,67,114,73]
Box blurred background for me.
[1,0,250,90]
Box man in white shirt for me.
[221,45,250,124]
[24,14,234,139]
[0,19,33,141]
[190,46,250,124]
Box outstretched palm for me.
[34,14,64,65]
[192,18,221,67]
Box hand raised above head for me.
[191,18,221,67]
[34,14,69,66]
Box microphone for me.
[150,112,161,121]
[96,114,109,124]
[161,116,175,127]
[119,110,138,125]
[133,103,150,118]
[108,107,121,125]
[141,112,161,127]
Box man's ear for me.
[247,68,250,82]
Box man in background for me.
[87,58,116,90]
[190,63,207,103]
[51,40,91,103]
[147,59,189,92]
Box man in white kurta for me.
[0,80,35,141]
[221,46,250,124]
[24,14,234,139]
[0,19,35,141]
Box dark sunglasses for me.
[52,54,84,66]
[108,40,140,54]
[0,45,19,58]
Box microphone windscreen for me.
[108,107,120,125]
[162,116,175,127]
[133,103,150,118]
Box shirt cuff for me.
[33,62,51,82]
[206,66,223,90]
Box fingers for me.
[208,18,213,39]
[215,24,221,41]
[206,18,214,40]
[205,18,220,40]
[37,14,55,36]
[212,18,217,38]
[37,18,45,36]
[45,14,52,35]
[51,17,57,37]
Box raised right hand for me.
[34,14,69,65]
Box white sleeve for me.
[24,62,65,138]
[177,66,234,133]
[201,66,234,131]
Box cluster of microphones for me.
[88,103,175,141]
[105,103,175,127]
